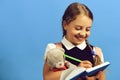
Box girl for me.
[43,2,105,80]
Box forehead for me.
[69,14,92,27]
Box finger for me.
[81,61,92,67]
[82,60,92,65]
[83,64,92,68]
[85,76,96,79]
[96,71,103,78]
[78,61,92,68]
[77,78,82,80]
[79,63,91,68]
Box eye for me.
[75,26,83,30]
[86,27,91,31]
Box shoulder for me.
[44,42,62,61]
[55,42,62,48]
[45,42,62,49]
[93,46,104,62]
[44,43,56,61]
[94,47,102,53]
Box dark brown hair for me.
[62,2,93,37]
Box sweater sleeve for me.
[93,47,104,62]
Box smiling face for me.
[63,14,92,45]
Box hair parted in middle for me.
[62,2,93,37]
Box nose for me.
[79,30,86,37]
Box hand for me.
[85,76,96,80]
[78,60,92,68]
[77,78,82,80]
[85,71,104,80]
[95,71,104,79]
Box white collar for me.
[61,37,87,50]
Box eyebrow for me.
[75,25,92,28]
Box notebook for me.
[65,61,110,80]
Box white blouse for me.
[44,37,104,62]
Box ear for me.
[62,20,67,30]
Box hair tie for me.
[91,50,95,55]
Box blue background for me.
[0,0,119,80]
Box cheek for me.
[69,29,79,35]
[86,32,90,37]
[66,29,75,36]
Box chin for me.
[72,42,82,45]
[70,38,84,45]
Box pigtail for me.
[85,40,102,66]
[93,55,102,66]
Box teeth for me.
[77,36,83,39]
[77,37,84,40]
[78,38,83,40]
[75,35,85,41]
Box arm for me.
[43,43,72,80]
[96,71,106,80]
[77,47,106,80]
[43,62,62,80]
[78,61,106,80]
[43,43,61,80]
[94,47,106,80]
[85,71,106,80]
[85,47,106,80]
[43,62,75,80]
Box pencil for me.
[64,54,82,62]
